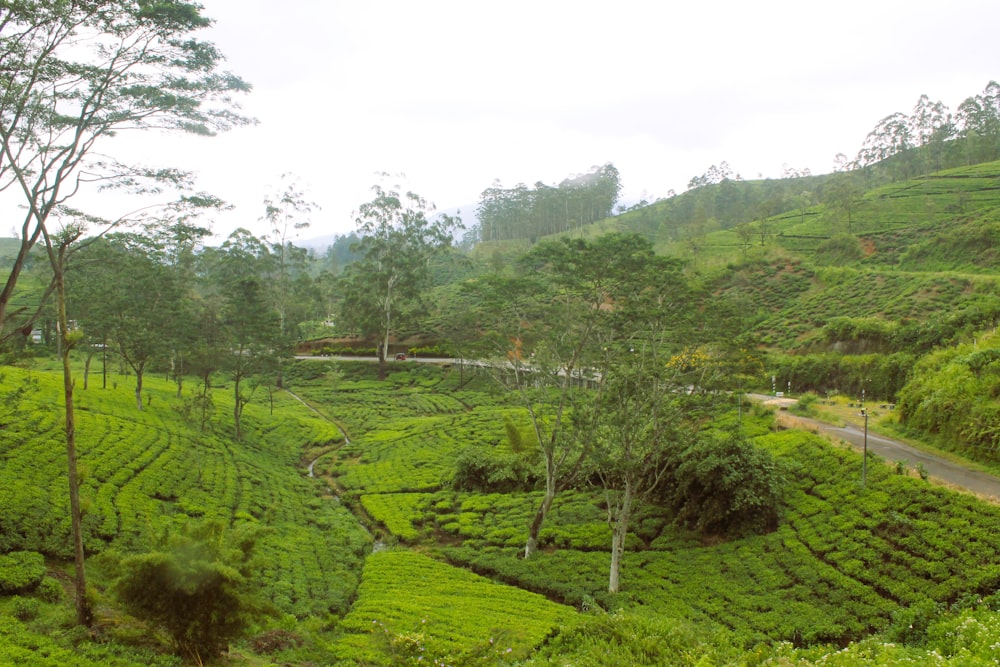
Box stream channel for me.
[288,390,386,553]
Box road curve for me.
[750,395,1000,502]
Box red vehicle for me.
[394,353,407,361]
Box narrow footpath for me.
[751,394,1000,502]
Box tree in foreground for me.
[114,520,271,666]
[0,0,252,340]
[586,350,691,594]
[664,428,785,537]
[0,0,250,627]
[339,183,459,380]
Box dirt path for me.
[752,395,1000,502]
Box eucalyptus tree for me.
[262,174,317,334]
[956,81,1000,164]
[856,111,913,181]
[0,0,252,341]
[339,184,459,380]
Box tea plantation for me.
[4,359,1000,664]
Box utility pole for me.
[859,407,869,488]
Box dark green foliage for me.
[897,335,1000,460]
[0,551,45,595]
[113,520,272,663]
[476,164,622,242]
[663,429,785,536]
[34,576,62,603]
[823,316,896,352]
[769,352,916,401]
[9,596,39,622]
[450,444,540,493]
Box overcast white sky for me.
[11,0,1000,243]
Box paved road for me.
[751,395,1000,502]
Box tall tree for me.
[340,184,459,380]
[0,3,249,628]
[0,1,252,341]
[40,222,91,626]
[262,173,317,336]
[261,174,317,386]
[456,233,688,558]
[212,229,284,441]
[824,171,861,234]
[96,233,185,410]
[855,111,913,180]
[956,81,1000,164]
[585,347,688,593]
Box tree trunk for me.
[608,484,633,594]
[233,375,242,441]
[378,281,393,381]
[134,369,144,411]
[54,264,92,627]
[83,350,93,390]
[200,373,212,431]
[377,338,387,381]
[524,459,557,558]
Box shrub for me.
[450,444,539,493]
[664,429,785,536]
[250,629,303,654]
[35,576,63,603]
[10,596,40,622]
[113,520,273,664]
[0,551,46,594]
[790,392,819,417]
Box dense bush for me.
[662,429,785,536]
[768,351,915,401]
[823,316,897,352]
[450,444,540,493]
[897,335,1000,459]
[112,520,272,663]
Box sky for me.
[7,0,1000,244]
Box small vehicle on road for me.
[394,353,407,361]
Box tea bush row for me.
[332,550,574,665]
[0,365,370,621]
